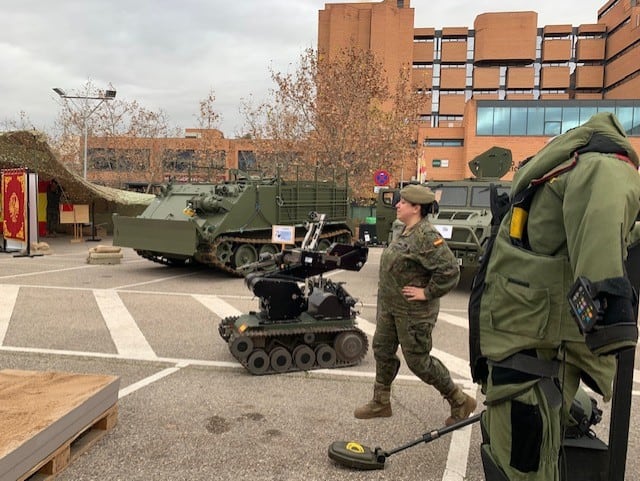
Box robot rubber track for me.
[219,320,368,375]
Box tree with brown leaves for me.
[241,47,421,200]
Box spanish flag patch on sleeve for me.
[434,238,444,247]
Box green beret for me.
[400,184,435,205]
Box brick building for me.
[319,0,640,181]
[81,128,258,191]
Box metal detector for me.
[327,413,481,470]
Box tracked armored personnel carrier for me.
[376,146,512,271]
[112,168,352,275]
[218,213,369,375]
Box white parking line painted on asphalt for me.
[112,271,201,290]
[119,362,189,399]
[0,264,96,279]
[442,384,478,481]
[1,343,640,398]
[192,294,243,319]
[93,289,157,359]
[0,285,20,345]
[438,312,469,330]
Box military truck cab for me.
[376,147,512,271]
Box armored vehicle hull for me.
[113,169,352,275]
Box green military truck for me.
[376,146,513,271]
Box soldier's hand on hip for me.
[402,286,426,301]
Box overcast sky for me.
[1,0,608,138]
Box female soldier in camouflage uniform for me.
[354,184,477,426]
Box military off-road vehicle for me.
[376,146,513,271]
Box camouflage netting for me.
[0,130,154,205]
[0,130,154,232]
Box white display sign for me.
[434,224,453,239]
[271,225,295,244]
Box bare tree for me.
[185,88,227,182]
[51,79,179,188]
[0,111,36,132]
[240,48,421,199]
[196,87,221,130]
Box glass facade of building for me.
[477,100,640,136]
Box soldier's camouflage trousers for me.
[372,307,454,395]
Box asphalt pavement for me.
[0,236,638,481]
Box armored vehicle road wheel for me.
[259,243,279,256]
[216,241,233,264]
[270,347,293,372]
[234,244,258,269]
[334,331,366,363]
[230,336,253,360]
[317,239,332,251]
[247,349,270,375]
[293,345,315,370]
[315,344,337,368]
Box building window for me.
[424,139,463,147]
[88,148,150,171]
[238,150,256,171]
[476,100,640,136]
[162,149,195,171]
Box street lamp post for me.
[53,87,117,179]
[53,87,116,242]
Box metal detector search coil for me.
[328,413,481,471]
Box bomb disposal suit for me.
[471,112,640,480]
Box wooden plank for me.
[0,370,120,481]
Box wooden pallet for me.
[0,370,120,481]
[21,404,118,481]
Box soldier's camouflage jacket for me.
[378,217,460,321]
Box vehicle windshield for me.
[432,186,468,207]
[471,186,510,207]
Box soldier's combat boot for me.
[444,385,477,426]
[354,382,392,419]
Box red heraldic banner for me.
[2,169,27,241]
